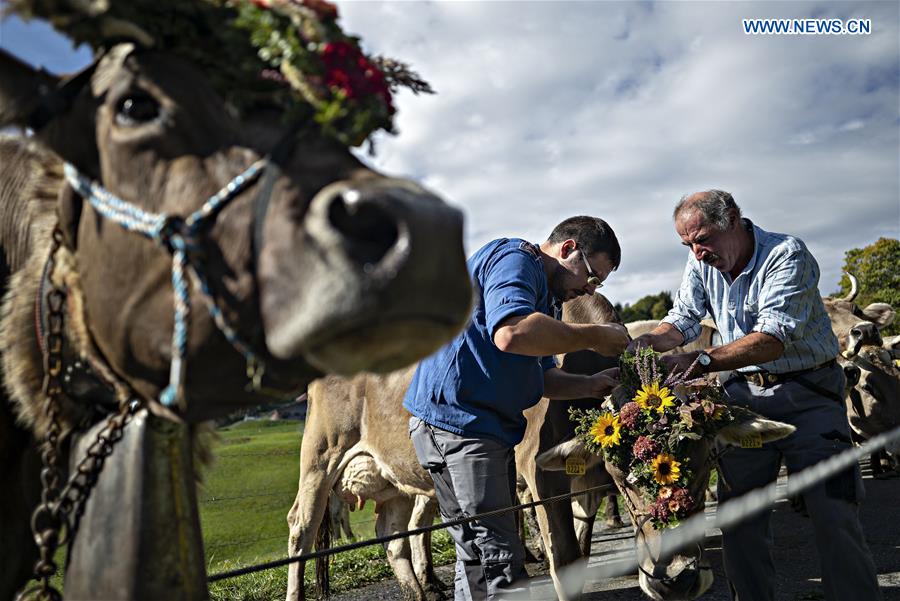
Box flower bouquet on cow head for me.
[570,347,733,529]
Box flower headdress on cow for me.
[570,348,734,529]
[5,0,432,149]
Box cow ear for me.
[0,49,59,128]
[861,303,895,330]
[715,406,795,447]
[535,438,603,472]
[57,183,83,250]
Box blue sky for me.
[1,1,898,306]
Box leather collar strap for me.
[252,121,304,266]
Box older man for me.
[629,190,881,601]
[405,216,629,600]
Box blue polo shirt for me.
[403,238,559,446]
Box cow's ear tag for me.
[565,456,586,476]
[740,434,763,449]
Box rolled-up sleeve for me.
[662,258,707,344]
[483,250,543,338]
[751,249,816,346]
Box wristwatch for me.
[696,351,712,372]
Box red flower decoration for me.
[619,402,641,429]
[295,0,339,21]
[321,41,394,112]
[649,498,672,522]
[632,435,660,461]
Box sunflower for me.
[633,381,676,414]
[650,453,682,485]
[589,413,622,448]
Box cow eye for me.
[115,92,160,126]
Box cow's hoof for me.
[605,517,625,529]
[423,588,447,601]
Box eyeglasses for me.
[579,250,604,289]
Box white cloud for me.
[1,1,897,307]
[340,1,900,304]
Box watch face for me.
[699,352,711,366]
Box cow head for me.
[823,273,895,352]
[539,389,794,600]
[0,5,472,420]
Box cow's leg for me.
[571,492,599,557]
[517,485,546,563]
[0,403,42,600]
[410,495,446,600]
[523,468,586,601]
[286,468,338,601]
[377,495,427,601]
[603,491,624,528]
[328,490,354,541]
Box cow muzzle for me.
[636,531,713,601]
[258,177,472,374]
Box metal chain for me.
[19,228,141,601]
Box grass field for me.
[202,419,454,600]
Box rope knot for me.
[153,215,193,253]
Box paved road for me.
[334,462,898,600]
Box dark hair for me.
[673,189,742,230]
[546,216,621,270]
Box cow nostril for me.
[328,191,399,267]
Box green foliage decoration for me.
[5,0,433,148]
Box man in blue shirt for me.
[629,190,881,601]
[404,216,629,600]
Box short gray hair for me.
[673,189,741,230]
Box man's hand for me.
[590,323,630,357]
[626,334,654,354]
[661,351,703,379]
[588,367,619,398]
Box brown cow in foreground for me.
[0,5,472,598]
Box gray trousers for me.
[717,363,882,601]
[409,417,528,601]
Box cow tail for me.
[315,515,332,598]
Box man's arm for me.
[542,367,618,400]
[665,332,784,376]
[493,312,629,358]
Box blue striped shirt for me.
[662,219,839,374]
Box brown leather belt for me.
[735,359,837,388]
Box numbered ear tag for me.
[565,457,586,476]
[740,434,763,448]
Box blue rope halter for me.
[63,160,267,407]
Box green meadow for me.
[203,419,454,600]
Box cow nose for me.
[327,189,399,267]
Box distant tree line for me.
[836,237,899,337]
[614,291,673,324]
